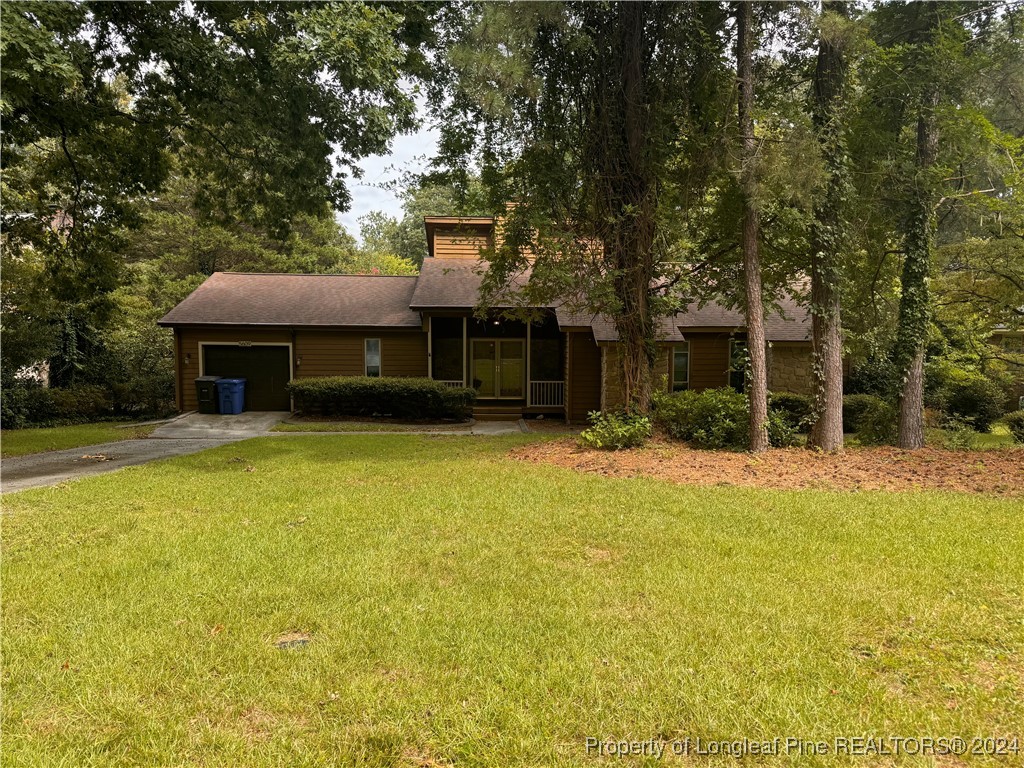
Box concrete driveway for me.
[149,411,288,439]
[2,412,288,493]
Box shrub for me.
[769,392,813,432]
[1,385,34,429]
[49,385,115,422]
[1,384,116,428]
[940,419,979,451]
[842,394,885,433]
[286,376,476,421]
[855,398,898,446]
[1005,410,1024,444]
[653,388,794,449]
[846,355,900,399]
[938,373,1006,433]
[766,411,796,448]
[579,411,652,450]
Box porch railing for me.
[529,380,565,407]
[436,380,466,389]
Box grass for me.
[0,421,158,458]
[273,420,471,433]
[925,423,1017,450]
[3,435,1022,766]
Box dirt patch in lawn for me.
[511,438,1024,497]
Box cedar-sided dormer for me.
[424,216,494,260]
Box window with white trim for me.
[672,343,690,391]
[364,338,381,377]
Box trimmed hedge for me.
[286,376,476,421]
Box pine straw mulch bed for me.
[511,438,1024,497]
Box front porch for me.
[427,314,566,419]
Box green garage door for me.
[203,345,291,411]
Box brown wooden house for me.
[159,216,814,421]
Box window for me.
[672,343,690,391]
[729,339,748,392]
[364,338,381,377]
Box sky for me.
[336,114,440,243]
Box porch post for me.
[427,315,433,380]
[462,316,468,387]
[526,321,532,407]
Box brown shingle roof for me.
[555,294,809,343]
[554,309,686,342]
[159,266,809,342]
[410,258,535,309]
[157,272,422,328]
[677,294,810,341]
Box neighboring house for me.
[158,216,813,421]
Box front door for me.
[470,339,524,398]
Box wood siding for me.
[175,327,427,411]
[295,330,426,379]
[433,229,491,260]
[567,331,601,424]
[686,333,732,391]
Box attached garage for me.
[158,273,427,413]
[201,344,292,411]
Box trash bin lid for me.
[217,378,246,385]
[195,375,222,382]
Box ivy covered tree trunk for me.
[602,2,659,413]
[736,0,769,452]
[897,32,940,449]
[807,1,850,453]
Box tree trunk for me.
[605,2,658,413]
[896,5,940,450]
[807,1,849,453]
[898,347,926,446]
[736,1,768,452]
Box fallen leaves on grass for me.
[511,439,1024,496]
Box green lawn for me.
[925,423,1018,450]
[1,421,158,458]
[3,435,1022,766]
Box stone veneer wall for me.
[768,343,814,395]
[601,345,671,410]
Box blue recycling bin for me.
[215,378,246,415]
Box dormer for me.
[424,216,494,260]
